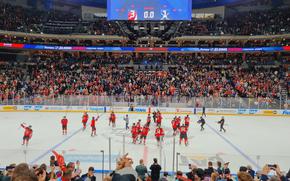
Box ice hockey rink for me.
[0,112,290,176]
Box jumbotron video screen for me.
[107,0,192,20]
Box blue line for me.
[29,128,83,165]
[206,123,260,170]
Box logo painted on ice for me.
[282,110,290,115]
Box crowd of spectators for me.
[0,3,123,36]
[0,2,290,37]
[0,2,43,33]
[0,153,94,181]
[1,153,290,181]
[230,68,281,99]
[177,8,290,36]
[0,53,287,105]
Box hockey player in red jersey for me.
[172,117,179,136]
[136,120,142,134]
[179,124,188,146]
[140,125,150,145]
[109,112,116,127]
[91,116,99,137]
[176,116,181,128]
[156,112,162,126]
[61,116,68,135]
[21,123,33,146]
[184,115,190,128]
[156,110,161,118]
[82,112,89,130]
[146,114,151,126]
[155,125,164,146]
[131,123,138,144]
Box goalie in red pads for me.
[21,123,33,146]
[82,112,89,130]
[155,125,164,146]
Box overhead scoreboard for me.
[107,0,192,21]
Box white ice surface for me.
[0,112,289,174]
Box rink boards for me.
[0,105,289,116]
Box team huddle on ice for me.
[129,111,226,146]
[20,111,226,147]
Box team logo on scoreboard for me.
[128,10,137,20]
[161,10,169,20]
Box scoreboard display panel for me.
[107,0,192,21]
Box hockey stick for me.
[215,121,229,126]
[18,122,26,130]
